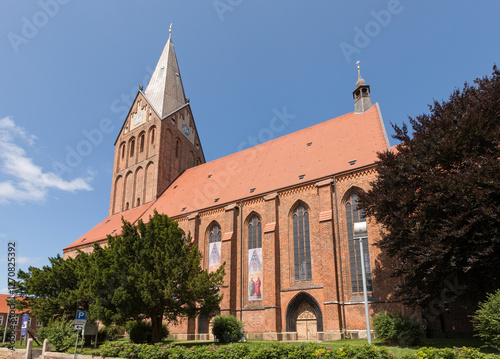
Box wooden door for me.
[296,302,317,340]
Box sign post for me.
[74,311,87,359]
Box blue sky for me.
[0,1,499,294]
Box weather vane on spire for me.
[356,60,361,78]
[169,23,173,36]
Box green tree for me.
[472,289,500,350]
[359,66,500,309]
[15,254,91,323]
[87,211,225,343]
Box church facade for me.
[64,34,403,341]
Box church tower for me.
[109,32,205,216]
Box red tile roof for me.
[65,105,390,251]
[0,294,27,314]
[64,203,154,250]
[0,294,11,313]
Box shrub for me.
[0,327,13,341]
[125,321,168,344]
[97,324,126,344]
[87,342,394,359]
[37,318,77,352]
[373,311,425,347]
[211,315,244,343]
[402,346,499,359]
[472,288,500,350]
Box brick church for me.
[64,33,403,341]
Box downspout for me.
[240,199,243,322]
[333,175,347,338]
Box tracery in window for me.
[293,204,312,281]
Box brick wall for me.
[168,165,403,337]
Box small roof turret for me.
[353,61,372,113]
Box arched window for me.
[151,128,155,144]
[175,139,180,158]
[346,193,373,294]
[139,134,145,153]
[121,143,125,159]
[248,215,263,301]
[136,198,141,206]
[125,202,129,210]
[209,224,221,243]
[293,204,312,281]
[208,224,222,273]
[248,216,262,250]
[130,139,135,157]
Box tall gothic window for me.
[209,224,221,244]
[293,204,312,281]
[248,215,263,301]
[248,216,262,250]
[175,140,180,158]
[130,139,135,157]
[346,193,373,294]
[208,224,222,273]
[140,134,145,153]
[150,128,155,144]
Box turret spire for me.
[353,61,372,113]
[144,31,187,118]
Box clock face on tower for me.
[182,121,191,138]
[133,112,143,126]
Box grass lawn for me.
[1,339,44,349]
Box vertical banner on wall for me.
[248,248,263,301]
[208,242,221,273]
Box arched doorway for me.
[296,302,318,340]
[197,308,220,335]
[285,292,323,341]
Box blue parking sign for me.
[76,311,87,320]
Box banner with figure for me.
[248,248,263,301]
[208,241,221,273]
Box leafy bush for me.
[402,346,499,359]
[37,318,77,352]
[472,289,500,350]
[125,320,168,343]
[97,324,125,344]
[211,314,244,343]
[85,342,393,359]
[0,327,13,341]
[373,311,425,347]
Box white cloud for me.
[0,117,93,204]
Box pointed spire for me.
[353,61,371,113]
[356,61,366,87]
[144,30,187,118]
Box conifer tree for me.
[86,211,225,343]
